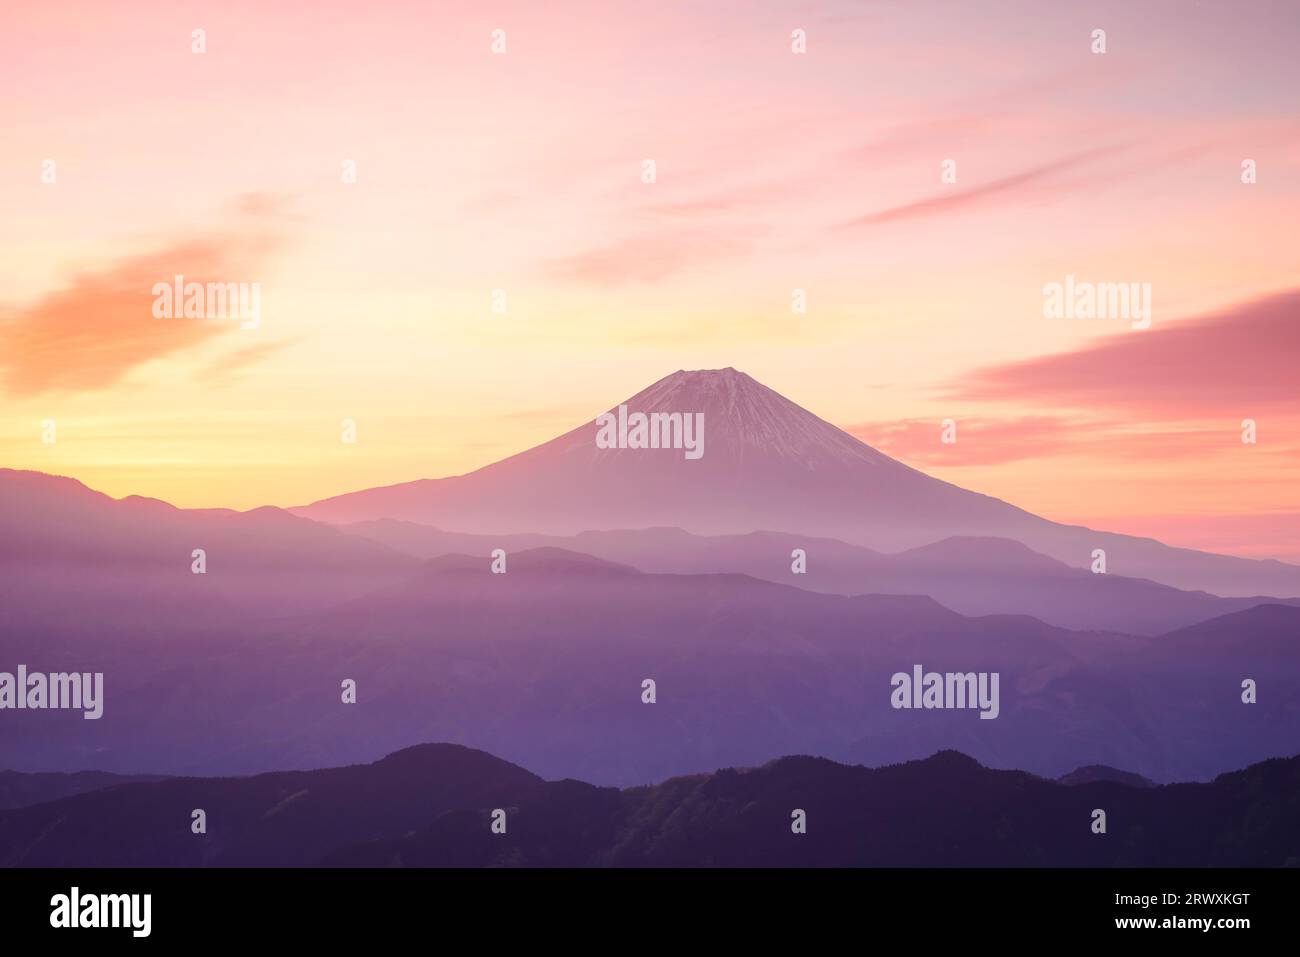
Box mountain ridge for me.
[7,545,1293,785]
[337,520,1299,635]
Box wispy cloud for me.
[838,146,1124,228]
[544,227,757,285]
[194,340,293,386]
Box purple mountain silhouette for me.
[294,369,1300,597]
[338,522,1299,634]
[0,469,410,571]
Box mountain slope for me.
[294,369,1300,597]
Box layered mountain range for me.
[2,368,1296,797]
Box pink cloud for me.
[1070,512,1300,563]
[847,416,1253,467]
[952,289,1300,415]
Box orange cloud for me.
[0,197,289,397]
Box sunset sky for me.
[2,0,1297,559]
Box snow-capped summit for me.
[550,367,899,471]
[598,368,895,469]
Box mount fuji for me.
[295,368,1300,597]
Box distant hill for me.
[1058,765,1155,788]
[0,468,417,643]
[0,744,541,867]
[0,468,412,573]
[2,744,1296,867]
[0,769,167,811]
[340,522,1299,635]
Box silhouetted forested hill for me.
[3,744,1297,867]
